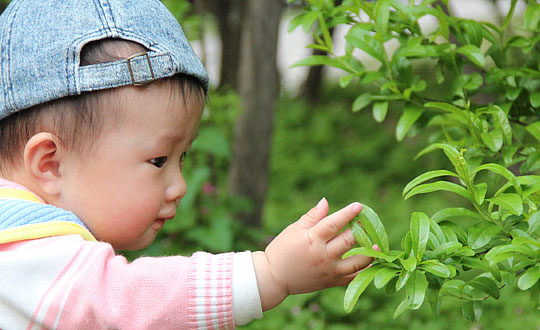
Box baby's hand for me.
[252,198,374,311]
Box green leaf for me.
[374,0,390,40]
[531,91,540,108]
[396,104,423,141]
[457,45,486,68]
[528,210,540,235]
[352,93,372,112]
[419,260,452,278]
[518,264,540,290]
[531,281,540,309]
[462,301,483,322]
[471,183,487,205]
[474,163,522,196]
[411,212,430,262]
[432,241,462,258]
[344,266,380,313]
[468,222,501,250]
[301,10,320,32]
[486,244,537,265]
[393,298,411,319]
[404,181,472,201]
[396,270,411,291]
[432,208,482,222]
[345,26,386,63]
[440,279,465,297]
[400,256,417,272]
[468,276,500,299]
[372,101,389,123]
[358,204,390,253]
[291,55,349,71]
[524,3,540,32]
[488,193,523,215]
[407,271,428,309]
[374,267,400,289]
[415,143,461,170]
[403,170,458,197]
[343,246,387,259]
[526,122,540,143]
[481,130,503,152]
[424,102,462,113]
[349,220,373,249]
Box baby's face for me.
[57,80,203,250]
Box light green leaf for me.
[374,0,390,40]
[526,122,540,143]
[396,270,411,291]
[468,222,501,250]
[396,104,423,141]
[440,279,465,297]
[471,183,487,205]
[474,163,522,196]
[419,260,452,278]
[414,143,461,170]
[372,101,389,123]
[432,241,463,258]
[518,265,540,290]
[528,210,540,234]
[432,208,482,222]
[486,244,537,264]
[393,298,411,319]
[481,130,503,152]
[343,246,387,259]
[524,3,540,31]
[374,267,400,289]
[400,256,417,272]
[358,204,390,253]
[488,193,523,215]
[469,276,500,299]
[352,93,372,112]
[346,26,386,63]
[291,55,348,71]
[344,266,380,313]
[411,212,430,262]
[404,181,472,201]
[457,45,486,68]
[407,271,428,309]
[403,170,458,197]
[349,220,372,249]
[531,91,540,108]
[424,102,463,113]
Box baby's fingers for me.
[335,254,373,277]
[310,202,362,242]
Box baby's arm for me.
[252,198,373,311]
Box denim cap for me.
[0,0,209,120]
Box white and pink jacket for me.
[0,179,262,329]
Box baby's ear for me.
[23,132,64,197]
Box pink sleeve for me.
[27,238,235,329]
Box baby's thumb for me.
[300,197,329,227]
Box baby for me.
[0,0,372,329]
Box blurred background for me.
[1,0,537,328]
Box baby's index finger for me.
[310,202,362,242]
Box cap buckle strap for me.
[126,52,155,86]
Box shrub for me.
[290,0,540,321]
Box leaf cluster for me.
[290,0,540,321]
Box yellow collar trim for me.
[0,187,97,243]
[0,222,97,244]
[0,188,44,204]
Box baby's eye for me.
[150,156,167,168]
[180,152,187,162]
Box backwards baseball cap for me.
[0,0,209,121]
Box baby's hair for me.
[0,39,205,175]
